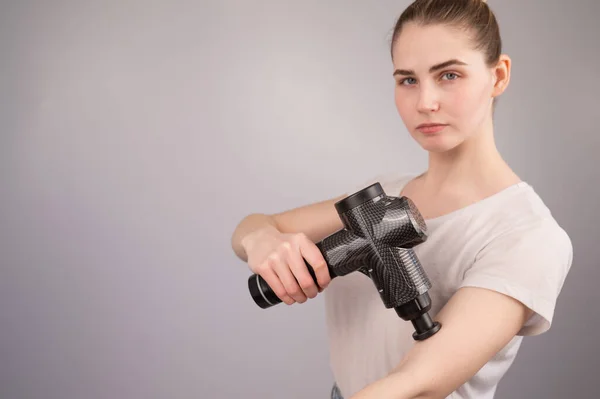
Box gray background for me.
[1,1,598,398]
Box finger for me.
[298,236,331,289]
[271,255,308,304]
[259,266,294,305]
[285,243,319,299]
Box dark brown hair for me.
[390,0,502,68]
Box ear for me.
[491,54,511,98]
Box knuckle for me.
[280,241,292,252]
[278,242,294,258]
[255,262,269,274]
[298,278,314,290]
[295,232,308,242]
[266,253,279,266]
[312,259,326,269]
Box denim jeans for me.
[331,383,344,399]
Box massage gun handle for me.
[248,259,334,309]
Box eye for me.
[441,72,459,81]
[398,77,417,86]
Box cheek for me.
[447,81,490,123]
[394,87,413,119]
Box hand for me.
[242,226,331,305]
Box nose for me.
[416,84,440,113]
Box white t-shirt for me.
[323,172,574,399]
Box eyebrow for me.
[393,59,468,76]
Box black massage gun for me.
[247,183,441,341]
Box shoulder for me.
[460,183,574,336]
[480,182,572,251]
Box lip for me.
[416,123,448,134]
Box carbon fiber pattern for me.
[323,195,432,308]
[316,230,369,278]
[248,185,434,311]
[405,197,427,233]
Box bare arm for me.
[350,287,533,399]
[231,213,280,262]
[231,194,347,261]
[230,193,347,304]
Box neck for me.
[420,121,519,193]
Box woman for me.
[231,0,573,398]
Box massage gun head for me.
[334,183,428,247]
[248,182,441,340]
[333,183,441,340]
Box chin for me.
[413,134,465,153]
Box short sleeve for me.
[459,218,573,336]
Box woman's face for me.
[391,22,507,153]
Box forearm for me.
[231,213,280,261]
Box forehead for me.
[392,23,480,70]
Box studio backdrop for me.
[1,1,598,398]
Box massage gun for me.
[247,183,441,341]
